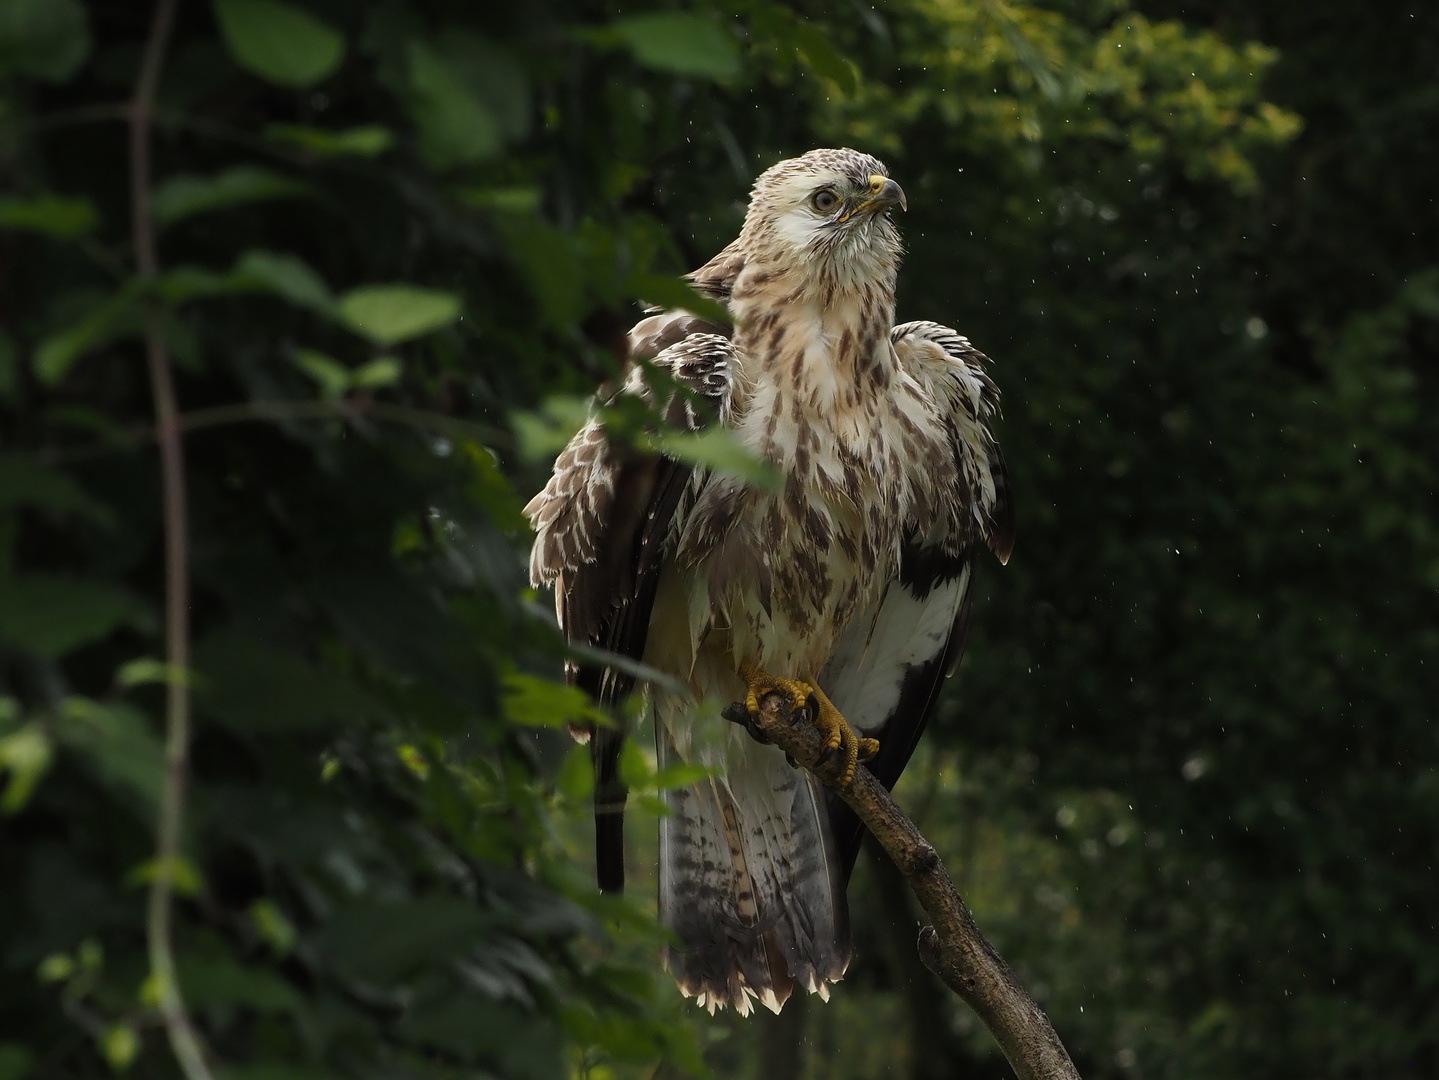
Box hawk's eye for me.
[811,190,839,213]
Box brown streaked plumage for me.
[524,148,1013,1015]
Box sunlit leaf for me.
[351,356,401,388]
[230,249,335,314]
[511,395,591,463]
[249,899,297,956]
[602,13,739,79]
[292,348,350,397]
[0,194,97,238]
[617,738,652,788]
[647,427,780,489]
[211,0,344,89]
[650,761,715,790]
[126,855,204,896]
[502,671,602,730]
[556,744,594,801]
[97,1025,138,1071]
[0,0,90,82]
[115,658,190,688]
[264,123,394,157]
[152,166,312,229]
[0,724,52,813]
[338,284,460,346]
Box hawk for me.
[525,148,1013,1015]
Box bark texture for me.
[724,694,1081,1080]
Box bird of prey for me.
[525,147,1013,1015]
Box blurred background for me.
[1,1,1435,1078]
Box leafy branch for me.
[724,692,1081,1080]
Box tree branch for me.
[724,693,1081,1080]
[130,2,217,1079]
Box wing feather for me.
[822,321,1013,881]
[525,321,737,891]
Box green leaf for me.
[396,999,564,1078]
[0,1045,34,1080]
[0,723,52,814]
[116,658,190,688]
[0,455,114,525]
[179,953,301,1012]
[0,575,146,657]
[0,0,90,82]
[32,285,142,385]
[152,166,312,229]
[321,896,487,982]
[511,395,591,463]
[153,265,238,303]
[0,194,97,239]
[650,761,715,790]
[617,739,652,788]
[54,698,165,819]
[647,428,780,489]
[97,1025,138,1071]
[230,249,335,314]
[126,855,203,895]
[195,627,381,732]
[292,348,350,397]
[604,13,740,80]
[556,744,594,801]
[788,18,858,95]
[351,356,401,389]
[502,672,603,730]
[338,284,460,346]
[405,39,502,168]
[211,0,344,88]
[627,271,733,327]
[264,123,394,156]
[249,899,297,956]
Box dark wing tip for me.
[986,443,1016,565]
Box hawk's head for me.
[740,148,906,288]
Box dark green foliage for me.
[0,1,1434,1078]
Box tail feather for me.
[591,725,627,893]
[657,717,850,1014]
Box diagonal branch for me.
[129,1,216,1079]
[724,693,1081,1080]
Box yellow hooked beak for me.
[862,173,907,212]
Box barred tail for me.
[656,714,850,1015]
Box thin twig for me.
[724,694,1081,1080]
[130,2,216,1080]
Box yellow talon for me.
[806,680,873,786]
[739,661,814,718]
[738,664,880,786]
